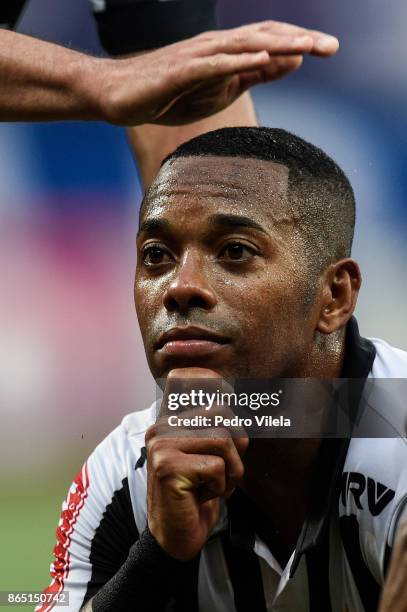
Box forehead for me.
[141,156,292,226]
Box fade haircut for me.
[161,127,356,273]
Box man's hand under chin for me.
[145,367,249,561]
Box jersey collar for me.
[224,316,376,577]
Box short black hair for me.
[161,127,356,272]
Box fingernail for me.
[316,35,339,51]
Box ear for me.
[317,259,362,334]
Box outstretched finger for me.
[213,21,339,56]
[196,32,315,58]
[252,21,339,56]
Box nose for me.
[163,252,217,313]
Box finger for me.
[146,425,247,498]
[178,431,245,491]
[155,452,227,501]
[202,22,339,57]
[197,32,315,58]
[203,20,329,39]
[192,454,227,502]
[152,401,250,442]
[183,52,278,85]
[165,367,223,395]
[167,367,223,380]
[160,367,234,417]
[152,424,249,459]
[237,20,336,40]
[236,55,304,92]
[147,427,245,482]
[253,22,339,56]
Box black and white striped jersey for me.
[0,1,217,55]
[37,319,407,612]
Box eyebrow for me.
[137,213,268,240]
[137,218,171,238]
[207,214,268,234]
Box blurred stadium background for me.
[1,0,406,602]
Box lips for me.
[155,326,230,358]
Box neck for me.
[241,437,321,565]
[242,331,346,495]
[300,328,346,378]
[238,330,346,561]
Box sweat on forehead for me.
[140,126,356,271]
[140,155,291,220]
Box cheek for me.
[220,272,307,349]
[218,268,288,318]
[134,275,161,330]
[133,275,144,320]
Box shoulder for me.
[369,337,407,377]
[340,437,407,582]
[338,337,407,581]
[339,338,407,581]
[85,403,156,529]
[88,402,156,480]
[39,404,157,607]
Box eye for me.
[219,242,256,262]
[142,245,173,266]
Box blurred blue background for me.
[0,0,406,596]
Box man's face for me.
[135,156,322,381]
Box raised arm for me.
[0,22,336,127]
[0,26,281,123]
[124,18,339,187]
[127,92,257,189]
